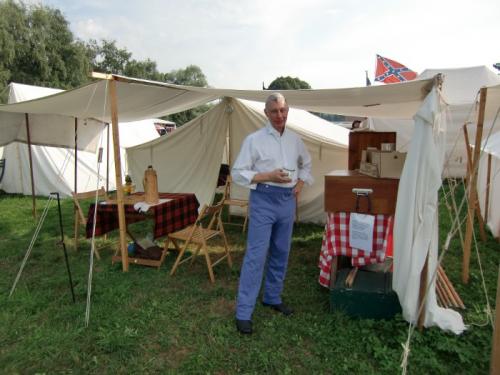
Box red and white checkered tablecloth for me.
[318,212,393,288]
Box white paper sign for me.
[349,213,375,253]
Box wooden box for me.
[324,170,399,214]
[348,131,396,170]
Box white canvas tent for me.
[0,83,161,197]
[126,98,350,223]
[477,112,500,239]
[0,74,468,332]
[368,66,500,177]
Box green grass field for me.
[0,187,498,374]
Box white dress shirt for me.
[232,122,313,189]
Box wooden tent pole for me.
[463,125,487,241]
[25,113,36,219]
[485,153,492,223]
[490,265,500,374]
[74,118,78,194]
[227,99,232,167]
[462,88,487,284]
[108,78,129,271]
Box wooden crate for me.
[324,170,399,214]
[348,131,396,170]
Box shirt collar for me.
[265,121,286,137]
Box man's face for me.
[264,99,289,134]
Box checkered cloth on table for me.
[318,212,393,288]
[86,193,200,239]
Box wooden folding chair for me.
[221,175,249,232]
[166,202,231,283]
[73,187,108,259]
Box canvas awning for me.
[0,75,436,152]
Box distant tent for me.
[127,98,350,223]
[0,83,161,197]
[369,66,500,177]
[477,131,500,239]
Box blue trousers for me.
[235,183,296,321]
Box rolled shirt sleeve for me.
[231,136,259,190]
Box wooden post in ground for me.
[74,118,78,195]
[107,77,129,271]
[485,153,492,223]
[462,88,487,284]
[490,265,500,375]
[25,114,36,219]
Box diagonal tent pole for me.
[463,124,487,241]
[462,87,487,284]
[93,73,129,271]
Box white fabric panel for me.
[0,142,108,196]
[393,88,465,334]
[126,102,229,209]
[477,131,500,238]
[418,66,500,105]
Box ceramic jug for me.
[143,165,159,204]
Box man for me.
[231,93,313,334]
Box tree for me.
[267,76,311,90]
[164,65,211,126]
[0,0,90,102]
[86,39,131,76]
[164,64,207,87]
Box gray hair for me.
[265,92,287,110]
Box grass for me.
[0,185,498,374]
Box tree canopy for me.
[0,0,90,101]
[267,76,311,90]
[0,0,211,124]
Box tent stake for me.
[462,88,487,284]
[25,113,36,219]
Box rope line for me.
[9,195,55,297]
[85,79,109,328]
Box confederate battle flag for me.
[374,54,417,84]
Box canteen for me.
[143,165,159,204]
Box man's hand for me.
[252,169,292,184]
[293,179,304,196]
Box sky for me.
[35,0,499,90]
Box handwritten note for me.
[349,213,375,253]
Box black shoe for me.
[262,302,294,316]
[236,319,253,334]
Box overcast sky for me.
[37,0,499,89]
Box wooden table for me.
[86,192,199,239]
[86,192,199,268]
